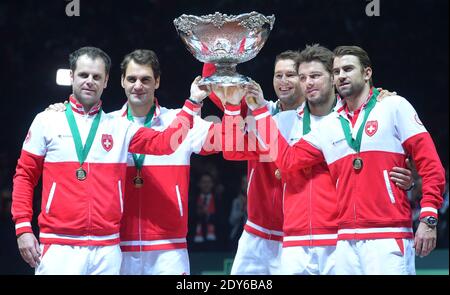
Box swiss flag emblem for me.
[101,134,113,152]
[365,120,378,137]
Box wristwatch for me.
[420,216,438,228]
[188,97,203,106]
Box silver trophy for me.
[174,11,275,86]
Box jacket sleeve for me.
[396,97,445,219]
[199,122,222,155]
[221,103,265,161]
[12,113,47,236]
[128,99,200,155]
[253,105,325,172]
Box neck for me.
[73,95,97,114]
[129,99,154,117]
[280,96,305,111]
[345,84,371,112]
[309,91,336,116]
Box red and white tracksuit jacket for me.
[111,100,220,252]
[272,103,338,247]
[222,103,284,241]
[249,93,445,240]
[203,63,284,241]
[223,103,338,246]
[12,96,199,246]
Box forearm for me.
[12,150,44,235]
[253,105,325,171]
[222,104,262,161]
[404,132,445,219]
[129,99,201,155]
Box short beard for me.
[73,90,99,108]
[338,82,364,99]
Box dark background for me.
[0,0,448,274]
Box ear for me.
[70,70,74,84]
[121,75,125,89]
[104,74,109,88]
[364,67,373,83]
[155,77,160,90]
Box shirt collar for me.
[69,95,102,116]
[336,87,373,118]
[120,97,161,120]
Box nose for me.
[280,74,290,83]
[134,79,143,89]
[337,69,346,80]
[85,75,94,85]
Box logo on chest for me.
[101,134,114,152]
[365,120,378,137]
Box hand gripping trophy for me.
[174,11,275,94]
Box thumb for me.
[33,236,41,255]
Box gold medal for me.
[133,170,144,188]
[76,167,87,181]
[274,169,282,180]
[353,157,363,170]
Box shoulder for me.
[273,110,297,121]
[108,109,124,118]
[33,110,65,125]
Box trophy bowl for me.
[174,11,275,86]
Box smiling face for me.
[273,58,302,107]
[121,60,160,107]
[70,55,109,107]
[333,55,372,99]
[298,60,334,107]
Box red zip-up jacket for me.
[251,94,445,241]
[12,97,199,246]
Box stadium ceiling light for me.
[56,69,72,86]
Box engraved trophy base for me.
[199,73,250,87]
[199,63,250,87]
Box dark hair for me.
[333,45,373,86]
[120,49,161,79]
[274,50,301,71]
[298,44,334,74]
[69,46,111,74]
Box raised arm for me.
[129,76,209,155]
[244,81,325,171]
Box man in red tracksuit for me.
[243,45,445,274]
[113,50,222,275]
[12,47,207,275]
[204,51,304,274]
[221,45,414,274]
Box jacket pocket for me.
[383,170,396,204]
[45,182,57,214]
[175,185,183,217]
[118,180,123,213]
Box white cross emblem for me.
[104,139,111,148]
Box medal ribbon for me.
[338,88,379,153]
[65,105,102,167]
[126,104,156,170]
